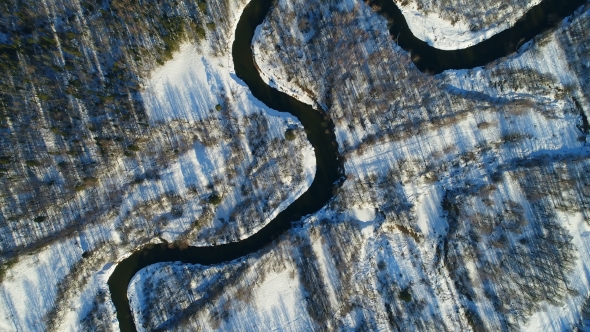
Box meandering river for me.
[108,0,586,330]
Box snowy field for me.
[1,0,589,330]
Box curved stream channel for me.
[108,0,587,330]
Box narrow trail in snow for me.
[108,0,587,330]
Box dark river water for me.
[108,0,343,330]
[108,0,586,330]
[373,0,587,74]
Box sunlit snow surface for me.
[2,0,590,330]
[397,0,542,50]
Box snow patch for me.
[397,0,541,50]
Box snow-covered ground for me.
[2,0,590,330]
[252,25,319,109]
[136,41,316,246]
[128,250,316,331]
[163,0,589,330]
[396,0,541,49]
[0,0,317,330]
[130,0,590,328]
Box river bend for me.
[108,0,587,330]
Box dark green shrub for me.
[37,93,50,101]
[197,1,207,13]
[0,259,17,282]
[50,126,67,136]
[195,25,206,40]
[75,177,98,192]
[285,128,297,141]
[399,287,412,302]
[208,193,222,205]
[25,160,41,167]
[34,216,47,223]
